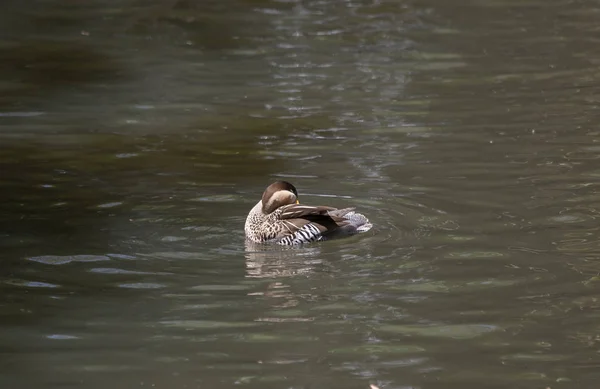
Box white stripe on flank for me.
[277,223,323,245]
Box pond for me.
[2,1,599,388]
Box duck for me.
[245,181,372,245]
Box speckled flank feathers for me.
[245,181,373,245]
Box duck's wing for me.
[275,205,330,238]
[278,205,359,236]
[279,204,339,219]
[275,205,371,244]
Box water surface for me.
[2,1,600,388]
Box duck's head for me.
[261,181,299,214]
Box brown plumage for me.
[245,181,372,245]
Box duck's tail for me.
[328,207,373,234]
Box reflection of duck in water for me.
[245,181,372,245]
[244,240,322,278]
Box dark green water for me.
[2,1,600,388]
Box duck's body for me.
[245,181,372,245]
